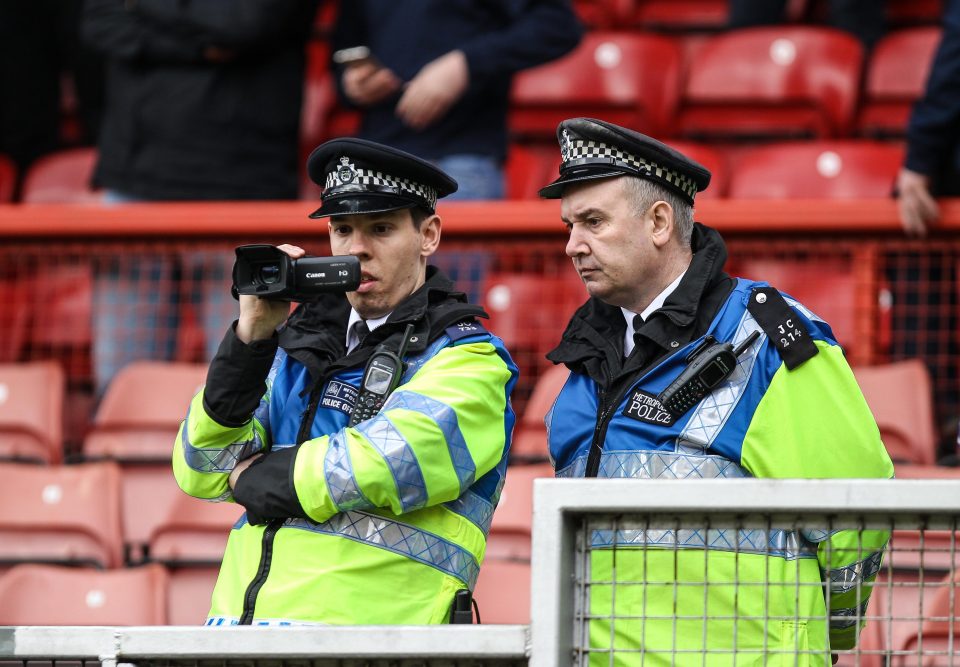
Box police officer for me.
[173,138,519,625]
[538,118,894,663]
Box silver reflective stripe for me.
[386,390,476,492]
[285,511,480,589]
[252,349,285,435]
[182,403,265,473]
[324,431,372,512]
[784,295,826,325]
[590,526,818,560]
[205,616,322,627]
[678,311,764,451]
[402,336,450,380]
[830,598,871,629]
[444,490,495,536]
[828,549,885,594]
[557,450,750,480]
[355,414,428,512]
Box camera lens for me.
[256,263,281,285]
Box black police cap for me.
[306,138,458,218]
[538,118,711,204]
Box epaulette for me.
[746,287,818,370]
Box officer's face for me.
[329,208,441,319]
[560,177,672,312]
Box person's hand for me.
[395,50,469,131]
[235,243,303,343]
[229,453,263,490]
[896,167,940,237]
[342,62,402,107]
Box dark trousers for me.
[728,0,885,50]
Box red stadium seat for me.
[512,365,569,462]
[487,463,554,561]
[678,27,864,140]
[505,143,561,200]
[0,153,16,202]
[0,563,167,625]
[510,32,683,141]
[119,464,242,564]
[0,361,65,464]
[167,565,219,625]
[896,570,960,664]
[858,28,941,138]
[571,0,632,29]
[0,461,124,568]
[853,360,938,466]
[728,141,903,199]
[472,559,531,624]
[83,361,207,462]
[20,147,101,203]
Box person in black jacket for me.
[330,0,583,200]
[80,0,318,395]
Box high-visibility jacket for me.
[546,225,894,665]
[173,269,518,625]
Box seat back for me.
[853,359,937,466]
[728,141,903,199]
[679,27,863,140]
[897,570,960,662]
[0,361,65,464]
[0,153,16,202]
[511,31,683,140]
[505,143,561,200]
[668,141,728,199]
[483,273,585,352]
[84,361,207,461]
[20,148,101,203]
[119,464,242,564]
[0,461,123,568]
[858,27,941,137]
[488,462,554,561]
[0,563,167,625]
[472,558,532,624]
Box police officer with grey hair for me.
[539,117,893,662]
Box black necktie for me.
[632,314,645,348]
[354,320,370,347]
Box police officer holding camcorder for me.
[173,138,518,625]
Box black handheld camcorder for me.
[232,244,361,301]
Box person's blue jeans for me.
[433,154,504,201]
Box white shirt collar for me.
[346,309,391,352]
[622,269,687,357]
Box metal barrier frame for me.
[528,478,960,667]
[2,625,529,665]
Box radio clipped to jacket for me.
[657,330,761,418]
[349,324,414,426]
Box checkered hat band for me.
[564,139,698,199]
[325,167,438,210]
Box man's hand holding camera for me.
[235,244,304,344]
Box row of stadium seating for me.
[303,26,943,154]
[0,139,907,205]
[0,355,943,473]
[2,24,941,203]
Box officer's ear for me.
[649,200,674,249]
[418,213,441,258]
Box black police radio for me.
[658,330,761,418]
[232,244,361,302]
[349,324,414,426]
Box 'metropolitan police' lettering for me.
[622,389,674,426]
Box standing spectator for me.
[330,0,583,200]
[81,0,319,395]
[729,0,885,50]
[894,0,960,459]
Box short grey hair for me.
[623,176,695,246]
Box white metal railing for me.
[528,478,960,667]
